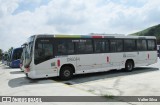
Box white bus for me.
[20,43,28,71]
[157,45,160,57]
[23,34,157,80]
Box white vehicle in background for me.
[157,45,160,58]
[2,53,8,65]
[23,34,157,80]
[20,43,27,71]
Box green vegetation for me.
[130,24,160,44]
[8,47,13,53]
[0,47,14,60]
[0,49,2,60]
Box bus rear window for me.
[147,40,156,50]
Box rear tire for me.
[60,66,73,80]
[125,60,134,72]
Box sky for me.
[0,0,160,51]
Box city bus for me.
[9,47,23,68]
[20,43,27,71]
[157,45,160,58]
[23,34,157,80]
[7,50,13,66]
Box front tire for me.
[60,66,73,80]
[125,61,134,72]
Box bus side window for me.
[57,40,74,55]
[124,40,136,51]
[117,40,123,52]
[57,41,67,55]
[110,39,123,52]
[137,40,147,51]
[110,40,117,52]
[105,40,109,52]
[77,39,93,54]
[67,41,74,54]
[94,40,105,53]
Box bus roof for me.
[13,47,23,51]
[32,34,156,39]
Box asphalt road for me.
[0,58,160,105]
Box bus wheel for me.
[60,66,73,80]
[125,60,134,72]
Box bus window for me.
[105,40,109,52]
[94,40,105,53]
[117,40,123,52]
[137,40,147,51]
[57,40,74,55]
[35,40,53,65]
[147,40,156,50]
[110,40,116,52]
[124,40,136,51]
[110,40,123,52]
[13,49,23,60]
[57,41,67,55]
[67,41,74,54]
[77,39,93,54]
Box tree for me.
[8,47,13,52]
[0,49,3,60]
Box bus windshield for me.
[24,36,35,67]
[4,53,8,61]
[12,48,23,61]
[7,50,12,62]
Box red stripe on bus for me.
[92,36,103,38]
[107,56,109,63]
[57,60,60,67]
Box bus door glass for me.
[34,38,55,75]
[109,39,124,69]
[137,39,147,65]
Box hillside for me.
[130,24,160,44]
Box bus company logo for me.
[2,97,11,102]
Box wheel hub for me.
[64,70,70,77]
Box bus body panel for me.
[75,53,111,74]
[137,51,148,66]
[147,51,157,65]
[32,59,58,78]
[10,59,21,68]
